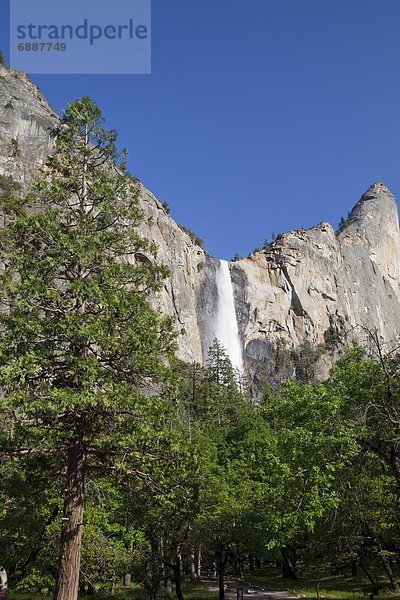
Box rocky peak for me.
[338,182,400,283]
[344,181,399,233]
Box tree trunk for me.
[190,551,196,581]
[233,555,243,578]
[233,556,240,577]
[176,554,185,600]
[164,577,172,597]
[351,561,358,577]
[0,567,7,591]
[389,448,400,485]
[380,550,400,592]
[196,548,202,581]
[216,549,227,600]
[218,569,225,600]
[166,558,184,600]
[175,569,184,600]
[359,561,377,587]
[87,582,97,596]
[54,422,86,600]
[281,548,297,580]
[124,541,133,587]
[249,554,255,571]
[24,506,59,570]
[178,550,184,581]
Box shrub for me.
[161,200,170,214]
[177,224,204,248]
[10,138,20,157]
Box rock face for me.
[0,66,207,364]
[231,182,400,385]
[137,187,206,363]
[1,66,400,384]
[0,67,58,182]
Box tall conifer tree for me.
[0,97,175,600]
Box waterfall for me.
[214,260,244,373]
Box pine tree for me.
[0,97,176,600]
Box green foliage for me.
[81,484,136,591]
[0,96,177,591]
[259,343,400,588]
[0,173,20,198]
[9,138,20,157]
[0,50,4,66]
[165,343,400,589]
[330,344,400,484]
[262,380,359,548]
[170,343,278,583]
[262,234,277,248]
[177,224,204,248]
[0,96,176,413]
[290,339,323,383]
[337,213,352,233]
[324,324,343,350]
[0,453,61,588]
[161,200,170,214]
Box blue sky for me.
[1,0,400,259]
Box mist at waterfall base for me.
[213,260,244,374]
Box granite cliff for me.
[0,66,206,364]
[231,183,400,385]
[1,66,400,387]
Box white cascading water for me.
[214,260,244,373]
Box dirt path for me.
[201,578,297,600]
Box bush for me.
[177,224,204,248]
[291,340,323,383]
[10,138,20,157]
[161,200,170,214]
[0,50,4,66]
